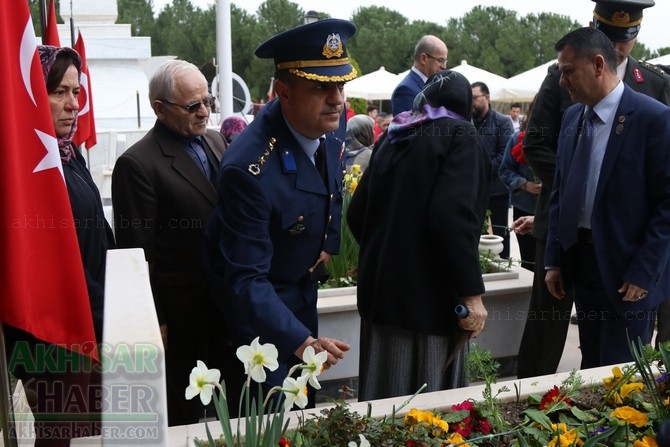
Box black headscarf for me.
[387,70,472,144]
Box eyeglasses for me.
[472,94,488,99]
[160,95,216,113]
[424,53,447,65]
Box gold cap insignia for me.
[611,10,631,24]
[322,33,344,59]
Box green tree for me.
[29,0,63,39]
[117,0,155,36]
[522,12,581,68]
[242,0,304,99]
[630,41,654,61]
[348,6,413,75]
[151,0,214,65]
[230,4,264,99]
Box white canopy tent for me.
[647,54,670,66]
[397,61,509,102]
[450,60,507,94]
[344,66,399,100]
[490,59,557,102]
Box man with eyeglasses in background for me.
[392,35,448,115]
[111,59,241,426]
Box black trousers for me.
[513,207,535,271]
[517,238,574,378]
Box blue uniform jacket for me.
[204,99,344,383]
[546,85,670,315]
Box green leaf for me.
[581,425,624,447]
[570,406,599,423]
[442,410,470,423]
[521,408,553,430]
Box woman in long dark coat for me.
[347,70,491,401]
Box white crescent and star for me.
[79,71,90,116]
[19,15,63,178]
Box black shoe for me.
[570,314,578,325]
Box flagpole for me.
[69,0,75,47]
[0,323,18,447]
[39,0,47,44]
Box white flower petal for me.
[185,384,200,400]
[199,384,214,405]
[204,368,221,384]
[307,373,321,390]
[250,364,267,383]
[196,360,208,371]
[259,343,279,371]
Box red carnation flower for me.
[511,131,526,165]
[278,437,291,447]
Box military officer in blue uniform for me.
[204,19,356,399]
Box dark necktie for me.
[187,138,212,181]
[314,138,328,186]
[558,108,595,249]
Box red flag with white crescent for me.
[73,30,97,149]
[43,0,61,46]
[0,0,98,360]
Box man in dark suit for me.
[546,26,670,368]
[518,0,670,378]
[111,59,240,426]
[203,19,353,403]
[391,35,447,115]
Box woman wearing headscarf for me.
[344,114,375,172]
[347,70,491,400]
[4,45,114,446]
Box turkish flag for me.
[73,30,97,149]
[0,1,98,360]
[267,76,275,101]
[43,0,61,46]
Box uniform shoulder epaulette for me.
[638,60,670,78]
[248,137,277,176]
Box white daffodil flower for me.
[236,336,279,383]
[184,360,221,405]
[281,375,309,411]
[300,345,328,390]
[348,434,370,447]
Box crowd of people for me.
[16,0,670,442]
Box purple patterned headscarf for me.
[38,45,82,163]
[220,116,248,143]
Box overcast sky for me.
[152,0,668,52]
